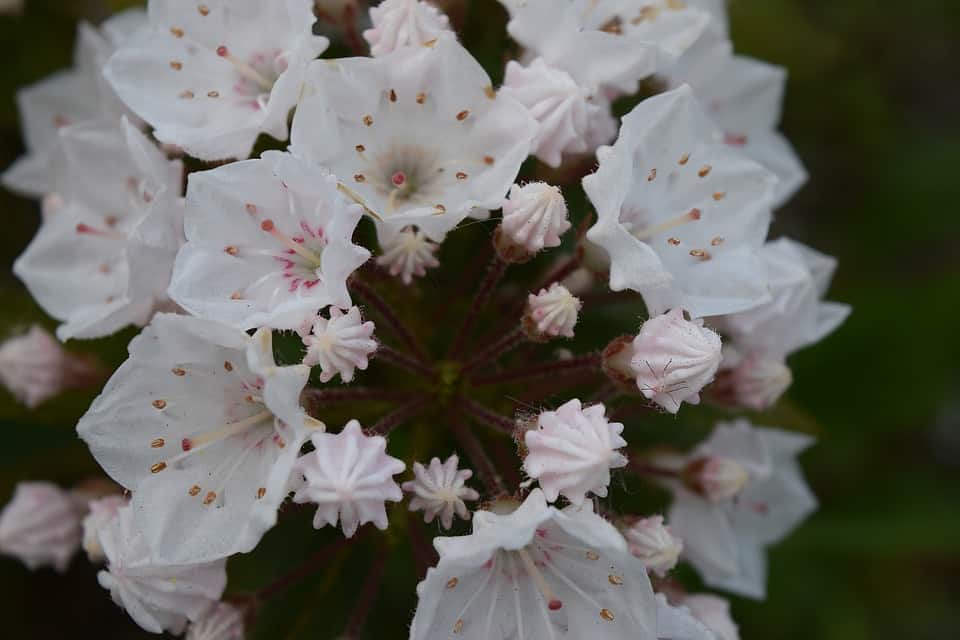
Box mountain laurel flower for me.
[665,420,817,599]
[0,325,103,408]
[303,306,377,383]
[0,482,83,572]
[104,0,328,161]
[500,58,605,168]
[498,0,709,94]
[402,454,480,530]
[630,308,722,413]
[410,489,658,640]
[291,36,536,242]
[623,515,683,576]
[13,119,185,341]
[498,182,572,256]
[81,494,126,563]
[376,226,441,284]
[523,283,582,340]
[185,602,246,640]
[168,151,370,331]
[583,85,777,318]
[292,420,406,537]
[710,348,793,411]
[97,505,227,635]
[363,0,453,57]
[1,9,145,197]
[680,593,741,640]
[654,593,714,640]
[77,314,320,564]
[524,399,628,506]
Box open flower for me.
[403,454,480,529]
[0,482,83,572]
[364,0,452,57]
[303,306,378,383]
[584,85,777,318]
[654,593,714,640]
[292,420,406,537]
[291,36,536,241]
[77,313,320,563]
[97,505,227,634]
[14,119,185,341]
[168,151,370,331]
[410,489,657,639]
[524,399,627,506]
[2,9,145,197]
[657,420,817,599]
[498,0,709,93]
[104,0,328,161]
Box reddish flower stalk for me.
[255,530,366,601]
[449,413,507,497]
[375,344,436,379]
[461,326,526,374]
[446,256,508,358]
[471,352,602,387]
[339,541,389,639]
[350,276,430,363]
[368,395,432,435]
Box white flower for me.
[292,420,406,537]
[376,227,441,285]
[403,454,480,529]
[523,283,582,340]
[711,238,850,358]
[303,306,377,383]
[498,0,709,94]
[711,348,793,411]
[583,85,777,318]
[81,494,126,563]
[623,515,683,576]
[186,602,245,640]
[363,0,453,57]
[500,182,571,253]
[654,593,714,640]
[97,505,227,635]
[77,313,320,563]
[0,325,102,408]
[291,36,536,242]
[680,593,741,640]
[630,308,722,413]
[13,119,185,341]
[0,482,82,572]
[500,58,605,167]
[168,151,370,331]
[2,10,146,197]
[104,0,328,161]
[410,489,657,640]
[670,34,807,207]
[662,420,817,599]
[524,399,627,506]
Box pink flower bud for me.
[0,482,82,571]
[0,325,103,409]
[522,283,581,341]
[624,515,683,576]
[630,309,722,413]
[683,455,749,502]
[711,350,793,411]
[496,182,571,261]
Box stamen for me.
[632,208,701,240]
[216,45,274,92]
[517,548,563,611]
[260,219,322,267]
[181,410,272,452]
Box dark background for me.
[1,0,958,638]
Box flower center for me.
[217,45,285,109]
[258,219,326,292]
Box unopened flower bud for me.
[630,309,722,414]
[602,335,638,392]
[623,515,683,576]
[710,351,793,411]
[522,283,581,341]
[496,182,571,262]
[81,495,126,563]
[0,325,103,409]
[363,0,452,57]
[683,456,749,502]
[0,482,82,572]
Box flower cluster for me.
[1,1,849,638]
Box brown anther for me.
[600,16,623,33]
[388,89,397,102]
[178,90,194,99]
[679,153,690,165]
[483,155,495,165]
[446,577,459,589]
[453,619,463,634]
[276,438,286,448]
[355,144,366,152]
[171,27,184,38]
[150,462,167,474]
[689,207,702,220]
[203,491,216,505]
[586,551,600,561]
[256,487,266,499]
[698,165,712,178]
[713,191,726,201]
[647,168,657,181]
[243,204,257,217]
[434,204,446,213]
[98,264,111,274]
[152,399,167,410]
[354,173,366,183]
[668,237,681,246]
[172,367,186,376]
[363,115,374,126]
[423,38,438,48]
[198,5,210,16]
[170,61,183,70]
[230,291,243,300]
[151,438,165,449]
[600,608,616,622]
[456,110,470,121]
[189,485,201,496]
[224,361,234,372]
[690,249,712,260]
[608,574,624,586]
[456,171,468,180]
[711,237,724,246]
[224,245,238,256]
[416,92,427,104]
[208,90,220,98]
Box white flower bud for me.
[623,515,683,576]
[522,283,582,341]
[363,0,452,57]
[302,306,377,383]
[497,182,571,258]
[0,482,82,572]
[683,455,749,502]
[630,309,722,413]
[711,350,793,411]
[81,495,126,564]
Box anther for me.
[354,174,366,183]
[608,574,624,585]
[355,144,365,153]
[172,367,186,376]
[600,608,615,622]
[208,90,220,98]
[647,168,657,181]
[151,438,165,449]
[456,110,470,121]
[698,165,712,178]
[189,485,201,496]
[216,45,228,57]
[633,208,701,241]
[179,90,194,99]
[203,491,217,505]
[389,88,397,102]
[224,245,238,256]
[152,399,167,409]
[483,156,495,165]
[456,171,468,180]
[711,237,724,246]
[170,61,183,70]
[256,487,266,499]
[446,577,458,588]
[171,27,184,38]
[416,92,427,104]
[150,462,167,474]
[713,191,726,200]
[678,153,690,165]
[363,115,374,126]
[690,249,712,260]
[198,5,210,17]
[224,361,233,371]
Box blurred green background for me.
[1,0,958,638]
